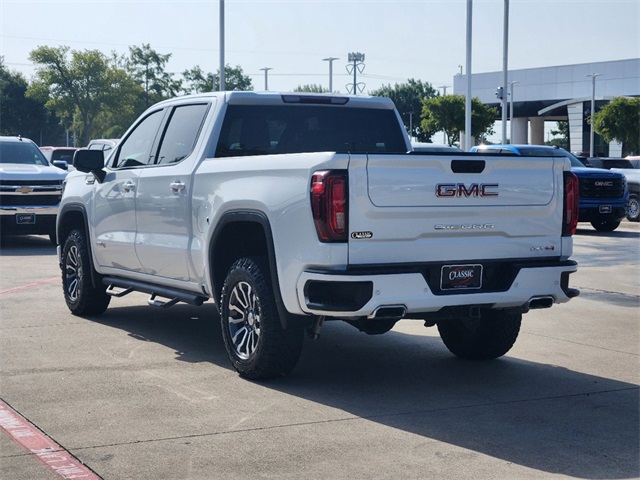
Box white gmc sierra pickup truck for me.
[57,92,580,379]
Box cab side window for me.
[156,104,209,165]
[114,110,164,168]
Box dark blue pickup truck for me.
[471,145,629,232]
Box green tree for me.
[421,94,497,147]
[370,79,438,141]
[0,58,62,143]
[293,84,329,93]
[182,64,253,93]
[546,120,569,149]
[592,97,640,156]
[27,45,142,146]
[127,44,181,108]
[91,67,144,139]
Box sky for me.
[1,0,639,95]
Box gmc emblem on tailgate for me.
[435,183,499,197]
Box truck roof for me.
[153,91,396,110]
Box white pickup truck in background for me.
[57,92,580,379]
[0,136,68,244]
[612,167,640,221]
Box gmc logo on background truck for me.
[436,183,499,197]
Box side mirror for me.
[52,160,69,170]
[73,149,106,182]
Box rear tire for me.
[437,310,522,360]
[61,229,110,316]
[220,256,303,379]
[626,194,639,222]
[590,219,620,232]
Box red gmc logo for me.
[435,183,499,197]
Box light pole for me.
[509,80,519,144]
[464,0,472,150]
[439,85,450,144]
[219,0,225,91]
[501,0,510,144]
[585,73,602,157]
[260,67,273,91]
[323,57,339,93]
[407,112,413,141]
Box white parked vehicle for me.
[57,92,580,379]
[1,136,67,243]
[612,167,640,221]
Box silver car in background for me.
[0,136,68,243]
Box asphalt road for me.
[1,223,638,480]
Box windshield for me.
[0,141,50,165]
[51,150,77,163]
[517,147,585,168]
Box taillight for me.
[563,171,579,236]
[310,170,348,242]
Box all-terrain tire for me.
[437,310,522,360]
[61,229,110,316]
[220,256,303,380]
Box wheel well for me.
[57,208,104,289]
[58,210,87,244]
[211,221,269,300]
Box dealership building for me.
[453,58,640,154]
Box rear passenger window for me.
[156,104,209,165]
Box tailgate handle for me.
[451,160,485,173]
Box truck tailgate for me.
[347,154,566,265]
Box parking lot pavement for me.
[0,225,638,480]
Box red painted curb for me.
[0,399,101,479]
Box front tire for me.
[437,310,522,360]
[61,229,110,316]
[626,194,639,222]
[590,219,620,232]
[220,257,303,380]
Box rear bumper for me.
[296,260,578,318]
[578,205,627,223]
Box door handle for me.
[170,181,185,192]
[122,181,136,192]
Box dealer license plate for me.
[16,213,36,225]
[599,205,612,214]
[440,264,483,291]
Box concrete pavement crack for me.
[2,386,636,458]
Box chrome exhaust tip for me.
[526,296,554,310]
[370,305,407,320]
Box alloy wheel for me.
[227,281,261,360]
[65,244,81,302]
